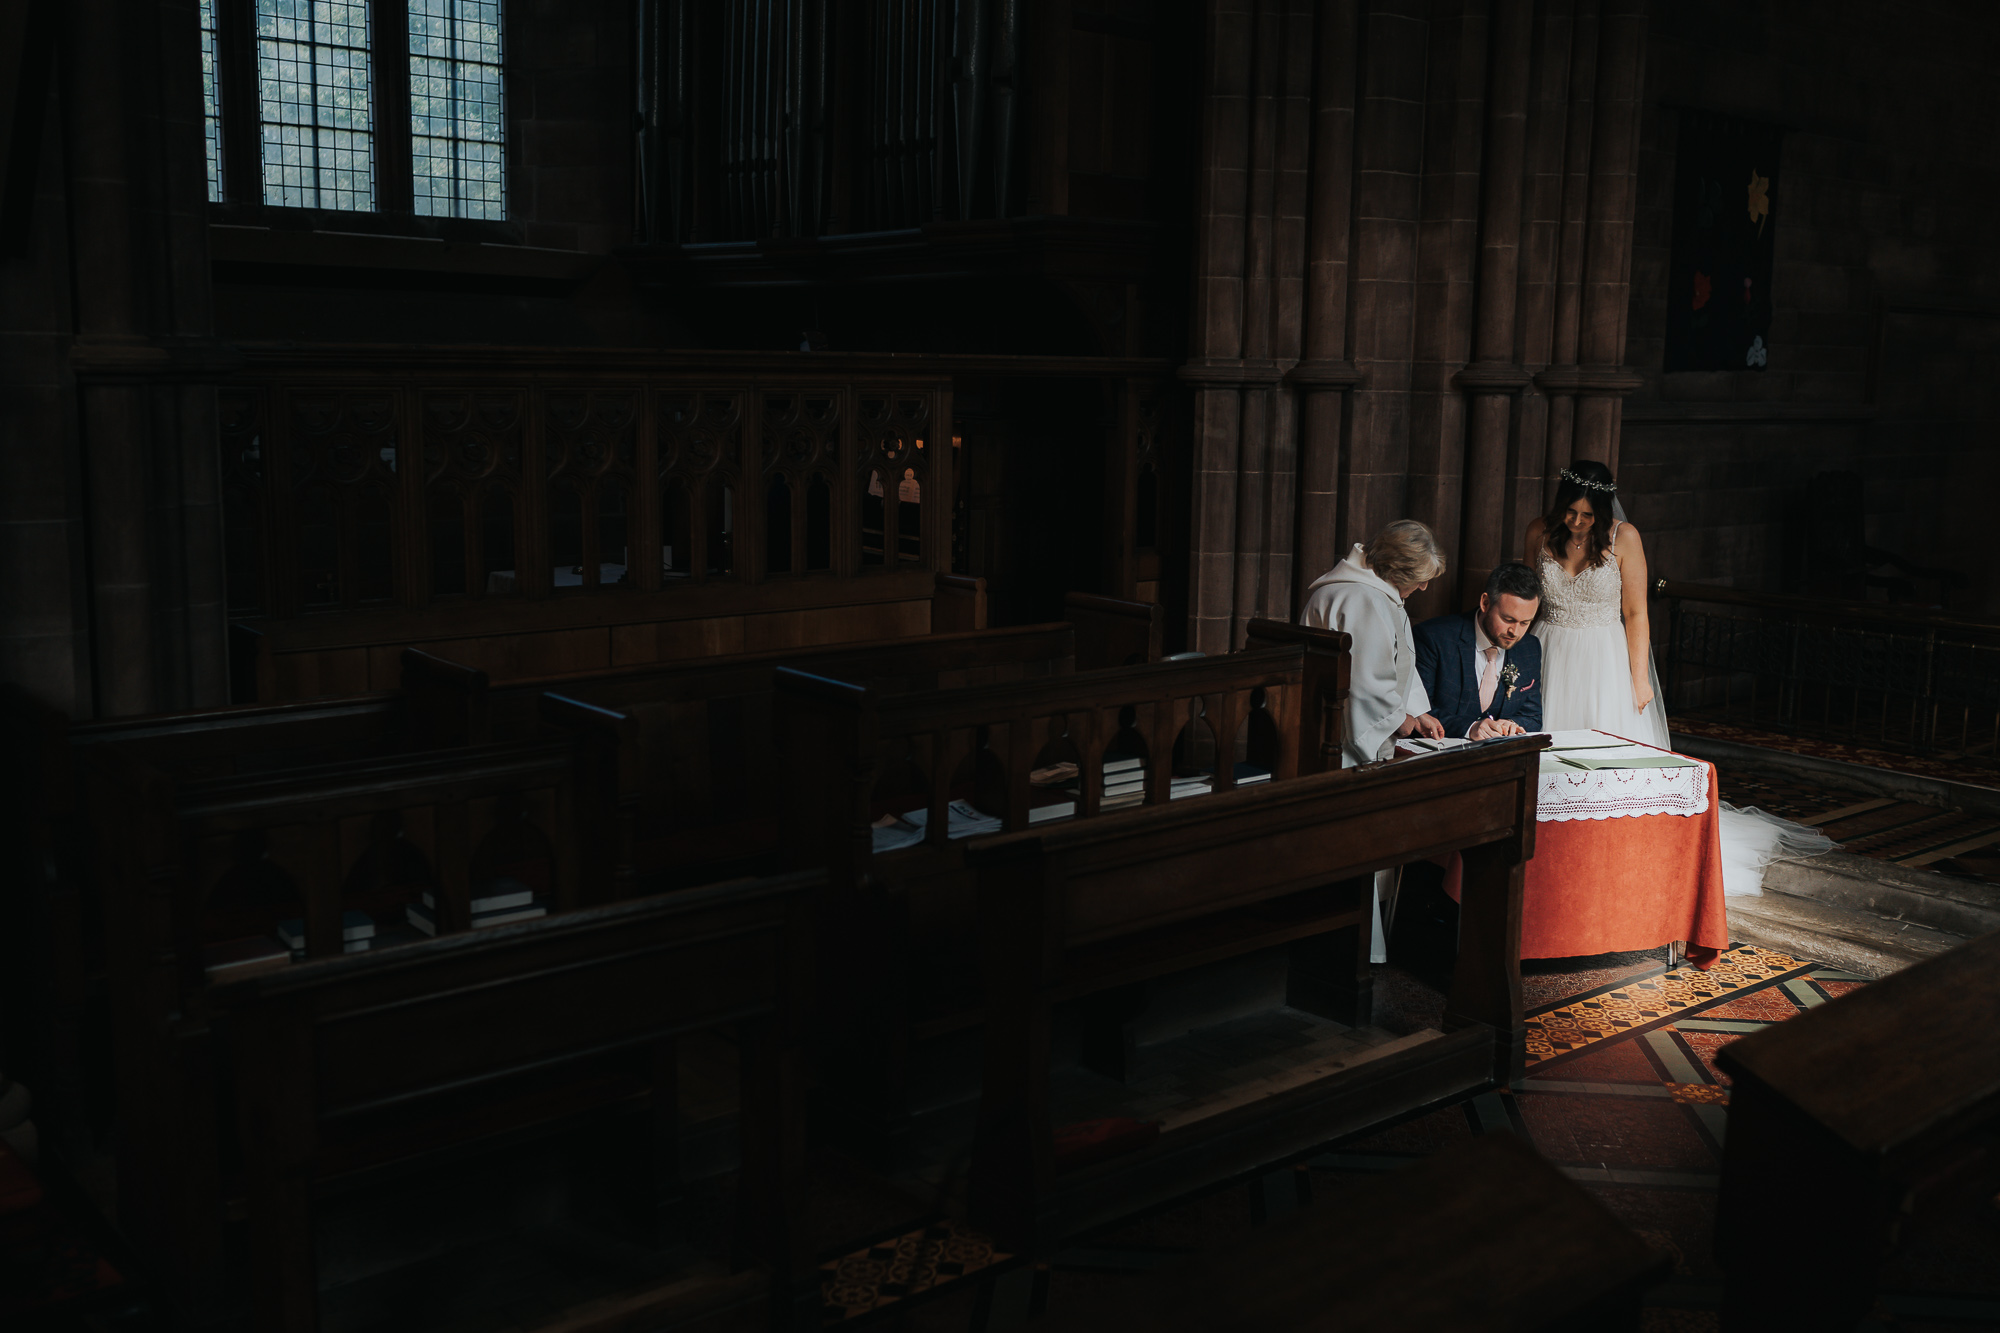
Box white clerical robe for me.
[1297,545,1431,768]
[1297,544,1430,963]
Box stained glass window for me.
[200,0,223,202]
[409,0,505,219]
[256,0,375,211]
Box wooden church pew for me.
[519,591,1164,887]
[1242,617,1352,773]
[15,593,1156,1156]
[68,646,493,777]
[235,570,993,703]
[87,697,633,1321]
[769,639,1350,1138]
[1713,929,2000,1329]
[0,655,490,1158]
[962,735,1547,1253]
[210,869,819,1333]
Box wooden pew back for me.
[519,594,1160,884]
[87,698,632,1318]
[238,570,988,703]
[1242,618,1351,774]
[65,648,491,783]
[776,645,1314,886]
[768,644,1344,1142]
[962,737,1547,1250]
[1063,591,1164,669]
[1714,929,2000,1324]
[210,871,818,1333]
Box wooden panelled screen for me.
[217,348,953,622]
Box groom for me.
[1413,562,1543,739]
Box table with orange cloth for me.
[1420,731,1729,971]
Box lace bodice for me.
[1538,530,1624,629]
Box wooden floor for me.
[1716,768,2000,886]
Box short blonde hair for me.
[1365,519,1445,591]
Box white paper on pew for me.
[900,801,1004,840]
[870,815,925,853]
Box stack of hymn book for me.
[277,911,376,958]
[865,756,1284,852]
[1027,756,1273,822]
[405,882,548,936]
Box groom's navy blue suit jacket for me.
[1413,611,1543,737]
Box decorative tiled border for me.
[820,1218,1011,1322]
[1525,944,1813,1067]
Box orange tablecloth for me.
[1446,760,1730,969]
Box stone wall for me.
[1623,0,2000,613]
[1,0,229,718]
[1183,0,1651,652]
[1183,0,2000,653]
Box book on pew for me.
[419,883,536,915]
[276,913,375,954]
[201,935,292,980]
[404,900,549,936]
[871,813,926,854]
[910,801,1003,838]
[1165,764,1269,799]
[1035,757,1148,799]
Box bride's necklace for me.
[1551,534,1595,577]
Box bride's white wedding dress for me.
[1535,526,1670,748]
[1536,524,1830,895]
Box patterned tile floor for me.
[825,946,2000,1330]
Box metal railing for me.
[1655,580,2000,770]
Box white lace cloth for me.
[1535,729,1710,822]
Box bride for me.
[1522,461,1669,747]
[1524,460,1827,895]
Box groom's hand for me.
[1468,718,1524,740]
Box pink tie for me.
[1478,647,1500,712]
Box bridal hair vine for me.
[1559,468,1617,494]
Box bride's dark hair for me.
[1542,460,1618,567]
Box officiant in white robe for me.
[1298,519,1447,959]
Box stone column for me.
[1404,0,1486,623]
[1454,0,1533,605]
[1342,0,1431,550]
[1230,0,1284,646]
[1183,0,1257,655]
[0,26,91,715]
[1571,0,1647,470]
[1504,0,1581,550]
[1255,0,1316,624]
[1541,0,1600,497]
[59,0,228,716]
[1291,0,1360,599]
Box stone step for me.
[1762,851,2000,939]
[1727,888,1966,979]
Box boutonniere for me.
[1499,663,1520,699]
